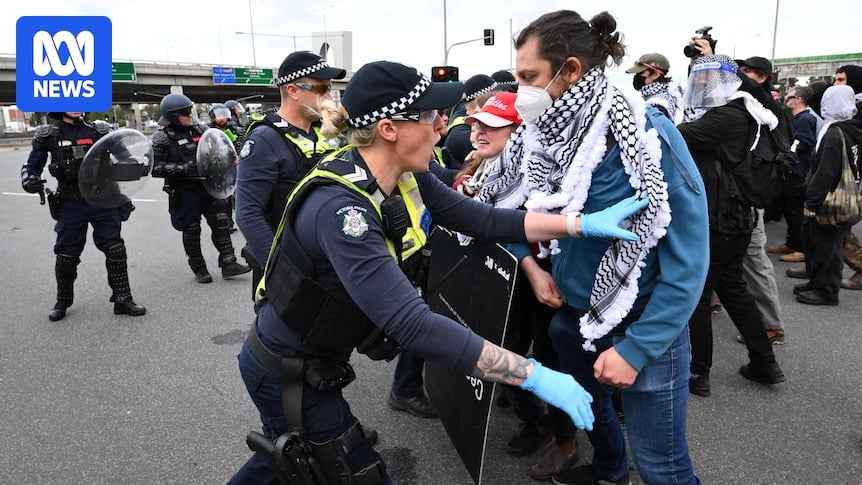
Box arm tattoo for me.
[469,341,532,386]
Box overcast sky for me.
[2,0,860,87]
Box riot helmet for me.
[208,103,231,126]
[224,100,246,124]
[682,55,741,111]
[158,93,198,126]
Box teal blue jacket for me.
[509,106,708,371]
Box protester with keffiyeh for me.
[478,9,709,485]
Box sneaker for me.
[739,362,786,385]
[222,260,252,279]
[505,422,552,457]
[552,464,631,485]
[785,267,807,279]
[710,301,723,314]
[386,391,438,418]
[736,331,785,345]
[689,374,710,397]
[795,290,838,306]
[767,244,792,255]
[779,251,805,263]
[841,272,862,290]
[529,437,580,481]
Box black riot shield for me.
[78,129,152,208]
[424,227,518,485]
[196,128,238,199]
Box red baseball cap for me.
[465,92,522,127]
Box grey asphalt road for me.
[1,146,860,484]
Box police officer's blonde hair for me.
[320,103,376,147]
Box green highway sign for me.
[111,62,137,82]
[235,67,274,85]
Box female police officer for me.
[229,60,648,484]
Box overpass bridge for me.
[0,55,351,129]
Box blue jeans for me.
[549,309,699,485]
[229,339,390,485]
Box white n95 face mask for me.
[514,86,554,125]
[514,64,565,125]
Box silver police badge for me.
[339,206,369,238]
[239,140,254,158]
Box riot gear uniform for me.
[21,113,145,321]
[152,96,250,283]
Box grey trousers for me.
[742,210,784,331]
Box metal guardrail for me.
[0,136,32,147]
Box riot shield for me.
[196,128,237,199]
[424,227,518,485]
[79,129,153,208]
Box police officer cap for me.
[463,74,498,102]
[343,60,464,128]
[276,51,347,86]
[491,69,516,85]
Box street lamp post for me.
[235,32,314,53]
[247,0,258,67]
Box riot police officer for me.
[151,94,250,283]
[229,60,648,484]
[208,103,240,234]
[234,51,346,296]
[21,112,146,321]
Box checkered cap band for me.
[348,76,432,128]
[276,61,330,85]
[464,82,498,102]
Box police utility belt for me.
[247,319,387,485]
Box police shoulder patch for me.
[239,140,255,158]
[337,205,369,239]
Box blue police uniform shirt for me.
[256,150,529,374]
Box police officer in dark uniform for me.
[235,51,346,296]
[151,94,250,283]
[21,112,146,321]
[229,60,648,484]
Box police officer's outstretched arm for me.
[472,342,594,431]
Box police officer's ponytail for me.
[320,103,349,139]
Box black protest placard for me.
[423,227,518,484]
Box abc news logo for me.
[16,16,112,112]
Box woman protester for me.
[229,60,648,484]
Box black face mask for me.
[632,74,647,91]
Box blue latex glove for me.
[519,359,594,431]
[580,195,650,241]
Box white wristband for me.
[566,212,582,237]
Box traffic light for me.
[483,29,495,46]
[432,66,459,82]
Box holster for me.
[46,189,61,220]
[163,184,180,211]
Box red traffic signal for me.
[431,66,459,82]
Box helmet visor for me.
[683,61,741,110]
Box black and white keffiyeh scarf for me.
[476,67,671,351]
[641,81,684,124]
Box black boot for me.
[50,254,79,321]
[183,223,211,283]
[208,211,250,279]
[105,243,146,317]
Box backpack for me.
[727,122,798,209]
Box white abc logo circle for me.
[32,30,95,76]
